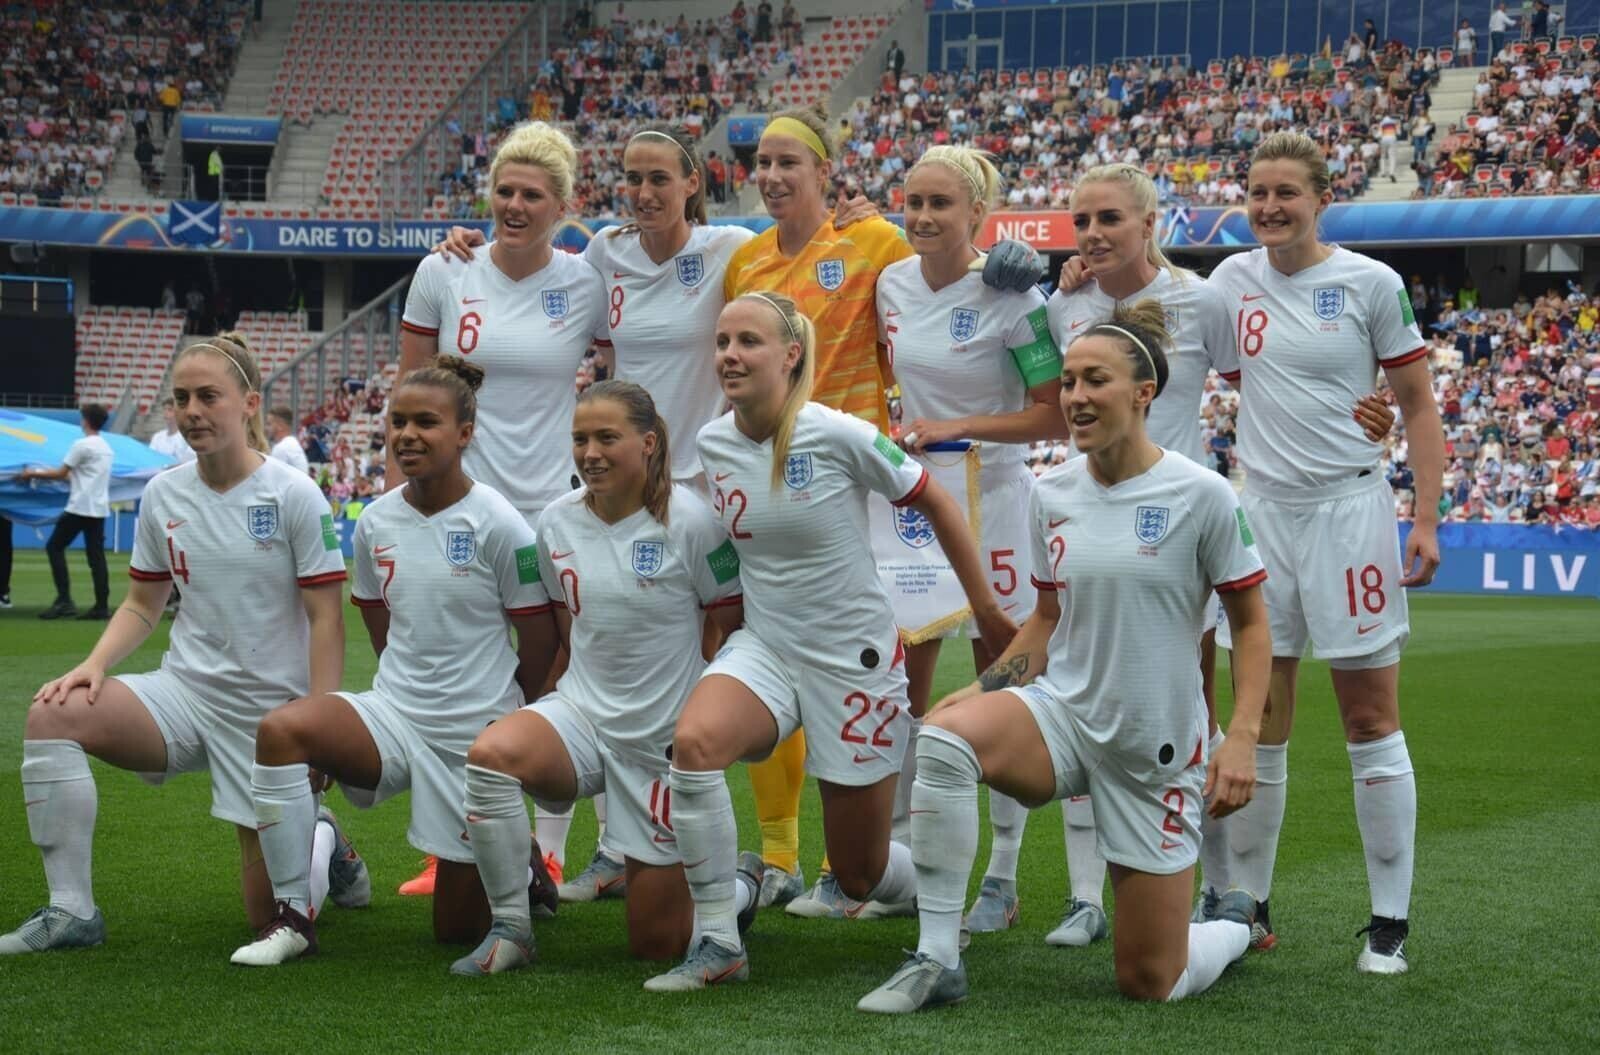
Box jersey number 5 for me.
[1236,308,1268,358]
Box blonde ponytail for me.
[176,331,268,453]
[1073,163,1182,281]
[740,292,817,490]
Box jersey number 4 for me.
[167,538,191,584]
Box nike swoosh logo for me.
[1364,776,1405,786]
[1357,623,1382,635]
[713,472,733,483]
[612,271,629,279]
[166,519,185,530]
[23,799,45,808]
[1242,293,1267,302]
[1048,516,1070,528]
[703,960,747,984]
[1069,320,1086,330]
[852,752,877,764]
[652,833,676,844]
[257,821,280,832]
[597,874,626,891]
[550,549,574,560]
[684,857,709,870]
[908,808,938,815]
[373,545,396,555]
[1160,838,1183,850]
[462,297,486,305]
[885,309,900,317]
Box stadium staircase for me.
[1361,66,1480,203]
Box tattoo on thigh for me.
[978,654,1029,692]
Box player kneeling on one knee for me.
[233,355,560,967]
[643,292,1016,994]
[453,381,749,976]
[858,301,1273,1013]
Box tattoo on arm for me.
[129,608,153,632]
[978,654,1029,692]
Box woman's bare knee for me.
[24,698,79,741]
[254,700,316,764]
[672,718,731,772]
[1115,957,1182,1002]
[465,726,521,774]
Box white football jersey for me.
[402,246,607,518]
[537,485,742,764]
[148,427,195,464]
[584,225,754,480]
[1045,269,1236,464]
[351,482,551,754]
[697,402,927,670]
[876,259,1057,488]
[1029,452,1265,763]
[271,434,309,475]
[129,456,346,716]
[63,435,113,518]
[1206,247,1427,492]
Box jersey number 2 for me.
[715,487,752,539]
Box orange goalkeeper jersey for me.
[723,215,913,433]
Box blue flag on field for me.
[168,200,220,246]
[0,409,174,525]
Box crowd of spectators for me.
[296,370,389,514]
[435,0,806,218]
[0,0,247,203]
[1417,37,1600,198]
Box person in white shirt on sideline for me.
[147,397,195,464]
[267,406,310,475]
[19,403,114,620]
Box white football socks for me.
[889,717,921,845]
[1349,731,1416,920]
[533,803,574,870]
[983,790,1027,884]
[669,766,741,951]
[593,792,623,864]
[1063,795,1106,908]
[1226,742,1287,901]
[1166,919,1250,1001]
[867,839,917,904]
[465,764,534,930]
[21,739,98,919]
[911,726,981,970]
[1197,728,1230,896]
[251,762,316,914]
[308,819,334,920]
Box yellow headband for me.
[761,117,828,161]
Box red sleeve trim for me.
[298,571,348,587]
[1215,568,1268,593]
[1380,346,1430,368]
[1030,575,1058,591]
[506,603,554,616]
[890,467,930,508]
[701,593,744,610]
[1219,370,1241,383]
[549,600,569,610]
[351,595,386,609]
[591,337,614,347]
[129,566,171,582]
[400,320,439,337]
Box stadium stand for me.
[0,0,250,207]
[73,306,188,413]
[1417,36,1600,197]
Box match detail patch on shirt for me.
[707,538,741,584]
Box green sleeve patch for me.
[1397,288,1416,326]
[1010,307,1062,388]
[319,514,339,551]
[515,543,541,585]
[872,431,906,467]
[706,539,741,584]
[1236,507,1255,547]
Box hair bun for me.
[430,353,486,393]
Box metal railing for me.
[263,274,411,425]
[382,1,570,221]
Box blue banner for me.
[1400,522,1600,599]
[168,200,221,245]
[726,115,767,147]
[179,114,281,145]
[0,409,174,526]
[3,195,1599,256]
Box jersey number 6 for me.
[457,311,482,354]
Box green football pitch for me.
[1,551,1596,1053]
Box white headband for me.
[628,129,697,174]
[189,342,254,391]
[744,293,800,344]
[1089,324,1159,382]
[915,154,986,202]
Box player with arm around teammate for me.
[451,381,752,976]
[231,356,561,965]
[1045,163,1398,947]
[397,121,604,893]
[858,300,1273,1013]
[1205,132,1444,973]
[641,292,1016,992]
[2,334,351,955]
[873,145,1067,934]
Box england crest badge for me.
[446,530,476,566]
[676,253,705,286]
[632,540,665,577]
[783,452,814,490]
[1313,286,1345,320]
[815,258,845,291]
[246,504,279,541]
[949,307,979,342]
[1134,506,1170,545]
[542,289,570,319]
[894,506,936,549]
